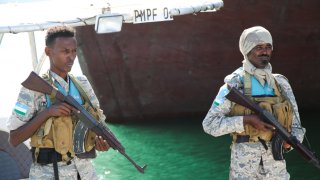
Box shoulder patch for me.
[213,84,230,107]
[13,102,29,116]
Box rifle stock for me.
[21,71,147,173]
[225,85,320,170]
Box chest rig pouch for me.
[229,72,293,143]
[30,72,100,163]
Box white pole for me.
[28,32,38,70]
[0,33,3,45]
[35,52,47,74]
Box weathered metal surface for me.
[0,130,32,179]
[76,0,320,122]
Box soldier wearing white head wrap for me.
[240,26,276,90]
[239,26,273,59]
[203,26,305,179]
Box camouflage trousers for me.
[29,157,99,180]
[229,142,290,180]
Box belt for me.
[235,135,269,150]
[31,148,72,180]
[31,147,72,165]
[235,135,250,143]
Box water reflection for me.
[94,113,320,180]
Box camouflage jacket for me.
[202,67,305,143]
[7,70,105,131]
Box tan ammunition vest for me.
[229,72,293,142]
[30,73,99,162]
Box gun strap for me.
[258,137,268,150]
[43,71,57,104]
[52,151,59,180]
[50,87,58,99]
[243,71,251,96]
[69,74,95,110]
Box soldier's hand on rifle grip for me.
[95,136,110,151]
[243,114,275,131]
[48,102,75,117]
[283,141,291,150]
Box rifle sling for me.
[50,87,58,99]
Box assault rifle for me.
[22,71,147,173]
[225,86,320,170]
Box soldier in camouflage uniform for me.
[202,26,305,179]
[7,26,110,180]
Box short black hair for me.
[45,26,75,46]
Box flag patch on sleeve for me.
[213,84,230,107]
[13,102,29,116]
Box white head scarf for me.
[239,26,273,60]
[239,26,275,89]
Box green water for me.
[93,113,320,180]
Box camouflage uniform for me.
[7,71,105,180]
[202,68,305,179]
